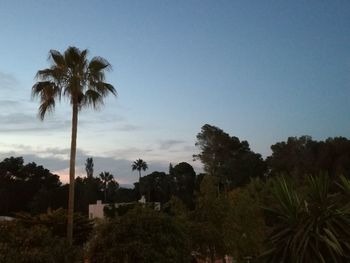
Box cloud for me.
[158,139,185,150]
[116,124,141,131]
[0,146,174,185]
[0,143,203,185]
[0,100,21,107]
[0,72,19,90]
[0,112,71,133]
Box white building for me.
[88,198,161,219]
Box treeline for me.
[0,124,350,262]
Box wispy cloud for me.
[0,112,71,133]
[158,139,185,150]
[0,72,19,90]
[116,124,141,131]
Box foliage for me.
[88,206,191,263]
[194,124,266,189]
[114,187,138,203]
[75,176,103,214]
[190,175,229,261]
[104,203,137,218]
[262,174,350,263]
[0,221,81,263]
[0,157,61,215]
[99,171,117,202]
[171,162,196,209]
[15,208,94,245]
[140,171,175,203]
[224,187,266,261]
[267,136,350,178]
[132,158,148,181]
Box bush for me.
[0,221,81,263]
[88,206,191,263]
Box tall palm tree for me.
[132,159,148,182]
[32,46,116,244]
[99,171,114,203]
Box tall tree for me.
[85,157,94,178]
[132,159,148,182]
[32,46,116,244]
[194,124,266,189]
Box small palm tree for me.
[32,46,116,244]
[99,172,114,203]
[132,159,148,182]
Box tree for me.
[74,176,103,214]
[0,157,61,215]
[190,175,229,262]
[267,136,350,179]
[15,208,93,246]
[87,206,191,263]
[139,171,175,203]
[194,124,266,189]
[85,157,94,178]
[0,220,80,263]
[32,46,116,244]
[99,172,115,203]
[224,188,266,260]
[132,158,148,182]
[172,162,196,209]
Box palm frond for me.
[38,97,55,120]
[93,82,117,97]
[338,175,350,196]
[49,50,65,67]
[89,56,112,72]
[32,81,60,120]
[83,89,104,108]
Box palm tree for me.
[99,171,114,203]
[32,46,116,244]
[132,159,148,182]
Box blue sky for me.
[0,0,349,184]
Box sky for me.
[0,0,349,185]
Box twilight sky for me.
[0,0,349,185]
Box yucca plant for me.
[262,174,350,263]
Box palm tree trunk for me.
[67,103,78,245]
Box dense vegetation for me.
[1,124,350,262]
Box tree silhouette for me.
[32,46,116,244]
[99,172,114,203]
[132,159,148,183]
[85,157,94,178]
